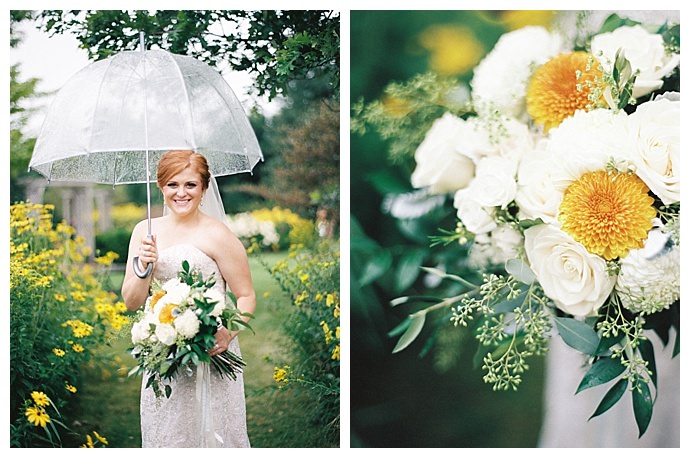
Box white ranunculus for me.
[469,225,523,268]
[545,108,633,194]
[453,188,497,235]
[131,316,153,344]
[411,112,477,194]
[174,309,201,339]
[471,26,563,119]
[616,227,679,314]
[204,288,227,316]
[515,140,560,223]
[154,323,177,346]
[524,224,616,317]
[156,281,191,313]
[466,156,517,209]
[626,97,680,204]
[591,25,680,98]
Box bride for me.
[121,149,255,448]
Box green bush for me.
[10,202,128,447]
[95,226,130,262]
[262,240,340,445]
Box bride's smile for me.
[162,168,204,215]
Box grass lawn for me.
[65,251,334,448]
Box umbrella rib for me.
[167,53,197,149]
[86,55,119,155]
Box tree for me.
[36,10,339,102]
[10,10,45,201]
[235,102,339,225]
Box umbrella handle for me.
[132,256,153,279]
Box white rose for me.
[154,323,177,346]
[411,113,476,194]
[524,224,616,317]
[626,97,680,204]
[466,156,517,209]
[591,25,680,98]
[453,188,497,235]
[174,309,201,339]
[471,26,563,119]
[515,140,560,223]
[204,288,227,316]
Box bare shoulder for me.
[201,216,245,252]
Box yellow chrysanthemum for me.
[526,52,604,132]
[25,406,51,428]
[158,303,179,324]
[150,289,166,309]
[559,171,656,260]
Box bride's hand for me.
[210,326,232,356]
[138,235,158,269]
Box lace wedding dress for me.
[139,244,251,448]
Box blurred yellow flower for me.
[418,25,484,76]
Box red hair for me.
[156,150,210,190]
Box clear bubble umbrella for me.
[29,34,263,277]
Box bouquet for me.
[354,11,679,438]
[129,260,252,398]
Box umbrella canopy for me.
[28,42,263,278]
[29,48,263,183]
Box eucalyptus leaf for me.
[358,250,392,286]
[637,339,657,389]
[493,289,528,314]
[575,357,625,394]
[389,295,442,307]
[589,378,628,419]
[392,313,426,353]
[633,382,654,437]
[394,249,427,293]
[554,317,600,355]
[595,333,623,356]
[505,258,536,284]
[420,266,477,289]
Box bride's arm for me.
[213,224,256,339]
[121,220,156,311]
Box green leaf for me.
[358,250,392,286]
[575,357,625,394]
[633,382,654,437]
[394,249,426,293]
[420,267,477,289]
[392,313,426,353]
[505,258,535,284]
[389,295,442,307]
[493,289,527,314]
[598,13,641,34]
[554,317,600,355]
[594,333,623,356]
[589,378,628,419]
[637,339,657,389]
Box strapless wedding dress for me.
[139,244,250,448]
